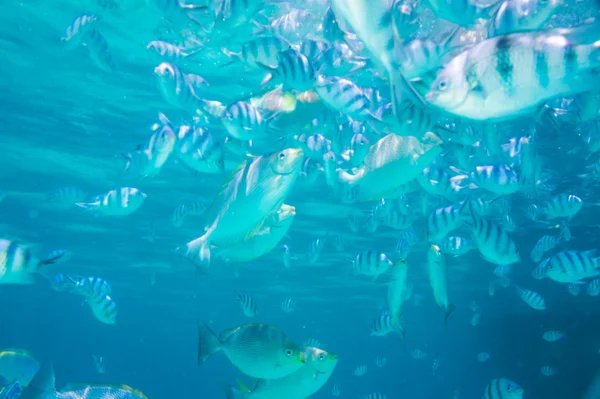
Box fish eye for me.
[285,349,293,356]
[319,354,325,360]
[279,152,286,161]
[437,79,449,92]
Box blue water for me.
[1,1,600,399]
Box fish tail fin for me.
[197,321,221,365]
[175,235,211,274]
[444,304,456,327]
[38,250,70,266]
[255,61,278,88]
[221,48,241,67]
[19,361,56,399]
[222,384,246,399]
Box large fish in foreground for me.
[424,25,600,121]
[197,323,306,380]
[336,133,443,202]
[0,241,64,285]
[223,346,338,399]
[180,148,304,271]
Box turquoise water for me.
[1,1,600,399]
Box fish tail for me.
[197,321,221,365]
[255,61,277,88]
[444,304,456,327]
[175,235,211,274]
[220,48,240,66]
[19,361,56,399]
[221,385,246,399]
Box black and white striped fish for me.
[483,378,524,399]
[258,48,315,91]
[237,292,257,317]
[0,240,63,285]
[426,26,600,121]
[370,311,404,338]
[544,250,600,283]
[426,203,465,242]
[471,214,520,266]
[348,250,393,279]
[146,40,202,59]
[280,297,296,313]
[87,290,118,325]
[516,286,546,310]
[222,37,289,68]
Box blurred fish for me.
[237,292,258,317]
[353,365,367,376]
[0,240,64,285]
[76,187,146,216]
[280,298,296,313]
[483,378,524,398]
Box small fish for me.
[92,355,107,374]
[542,330,566,342]
[363,393,387,399]
[172,204,189,227]
[87,291,117,325]
[516,286,546,310]
[146,40,201,59]
[370,311,404,338]
[544,250,600,283]
[258,48,315,91]
[348,250,393,280]
[375,356,387,367]
[427,245,455,325]
[237,292,258,317]
[331,235,346,252]
[542,194,583,220]
[588,279,600,296]
[353,365,368,376]
[48,187,88,204]
[331,384,341,397]
[471,312,481,326]
[308,237,326,264]
[440,236,474,257]
[76,187,146,216]
[281,298,296,313]
[541,365,555,376]
[568,283,581,296]
[483,378,524,399]
[477,352,491,363]
[410,349,427,359]
[176,124,224,174]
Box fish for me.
[280,297,296,313]
[180,148,303,272]
[387,259,409,323]
[237,292,258,317]
[222,346,337,399]
[425,25,600,121]
[490,0,562,37]
[0,241,64,285]
[542,330,566,342]
[0,350,40,386]
[348,249,393,280]
[211,204,296,264]
[197,323,306,380]
[353,365,368,376]
[76,188,146,216]
[427,245,455,325]
[0,380,22,399]
[483,378,524,398]
[544,250,600,283]
[515,286,546,310]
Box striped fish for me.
[353,365,368,376]
[588,279,600,296]
[483,378,524,399]
[426,203,464,242]
[440,236,474,257]
[84,28,115,72]
[76,187,146,216]
[308,237,326,264]
[531,261,549,279]
[237,292,257,317]
[73,276,112,298]
[370,311,404,337]
[542,330,565,342]
[396,28,460,79]
[48,187,88,204]
[0,240,63,285]
[471,214,520,266]
[155,62,203,114]
[0,380,22,399]
[363,393,387,399]
[375,356,387,367]
[426,27,600,121]
[280,297,296,313]
[516,286,546,310]
[222,37,289,68]
[471,164,521,195]
[61,14,97,49]
[87,291,117,325]
[542,194,583,220]
[530,235,558,262]
[392,0,419,40]
[315,76,379,123]
[258,48,315,91]
[568,282,581,296]
[146,41,201,59]
[348,250,393,279]
[220,101,276,141]
[544,250,600,283]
